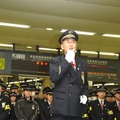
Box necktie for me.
[100,101,103,110]
[71,60,76,70]
[118,102,120,111]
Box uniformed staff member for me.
[40,88,54,120]
[111,88,120,120]
[49,30,89,120]
[89,85,113,120]
[14,85,40,120]
[9,92,17,120]
[17,82,28,100]
[10,84,19,94]
[0,81,11,120]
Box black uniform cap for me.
[89,90,96,97]
[35,88,40,94]
[42,87,50,94]
[2,91,9,96]
[20,82,28,88]
[114,88,120,94]
[0,80,7,89]
[9,92,17,97]
[58,30,78,44]
[96,85,107,92]
[105,91,113,97]
[10,84,19,90]
[46,88,54,95]
[23,85,32,91]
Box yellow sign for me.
[0,58,5,70]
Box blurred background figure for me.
[0,80,11,120]
[40,88,54,120]
[41,87,50,102]
[17,82,28,100]
[111,88,120,120]
[9,92,17,120]
[10,84,19,95]
[15,85,40,120]
[88,90,97,102]
[89,85,114,120]
[105,91,114,103]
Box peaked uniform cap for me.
[20,82,28,88]
[58,30,78,44]
[114,88,120,94]
[23,85,32,91]
[96,85,107,92]
[10,84,19,90]
[0,81,7,88]
[89,90,96,96]
[42,87,50,94]
[105,91,113,97]
[46,88,54,95]
[9,92,17,97]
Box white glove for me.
[80,95,87,104]
[65,50,75,63]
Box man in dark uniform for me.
[49,30,89,120]
[14,85,40,120]
[40,88,54,120]
[0,81,11,120]
[10,84,19,94]
[9,92,17,120]
[17,82,28,100]
[89,85,113,120]
[111,88,120,120]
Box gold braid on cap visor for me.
[61,34,76,41]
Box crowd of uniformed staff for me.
[0,80,54,120]
[0,79,120,120]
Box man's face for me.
[24,90,32,98]
[97,91,106,99]
[47,94,53,103]
[115,93,120,101]
[61,39,77,54]
[0,86,2,92]
[11,89,18,94]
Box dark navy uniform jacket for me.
[89,99,114,120]
[111,101,120,120]
[15,97,40,120]
[40,99,51,120]
[0,93,11,120]
[49,55,88,117]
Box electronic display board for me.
[11,51,55,75]
[0,50,120,83]
[86,58,120,82]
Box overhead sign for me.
[0,51,11,74]
[0,58,5,70]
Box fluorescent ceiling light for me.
[0,43,13,47]
[39,47,62,51]
[0,22,30,28]
[46,28,53,31]
[60,29,96,36]
[27,46,32,49]
[104,83,115,86]
[100,52,119,56]
[93,84,102,86]
[102,34,120,38]
[81,50,98,54]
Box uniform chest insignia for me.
[32,105,35,110]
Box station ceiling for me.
[0,0,120,54]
